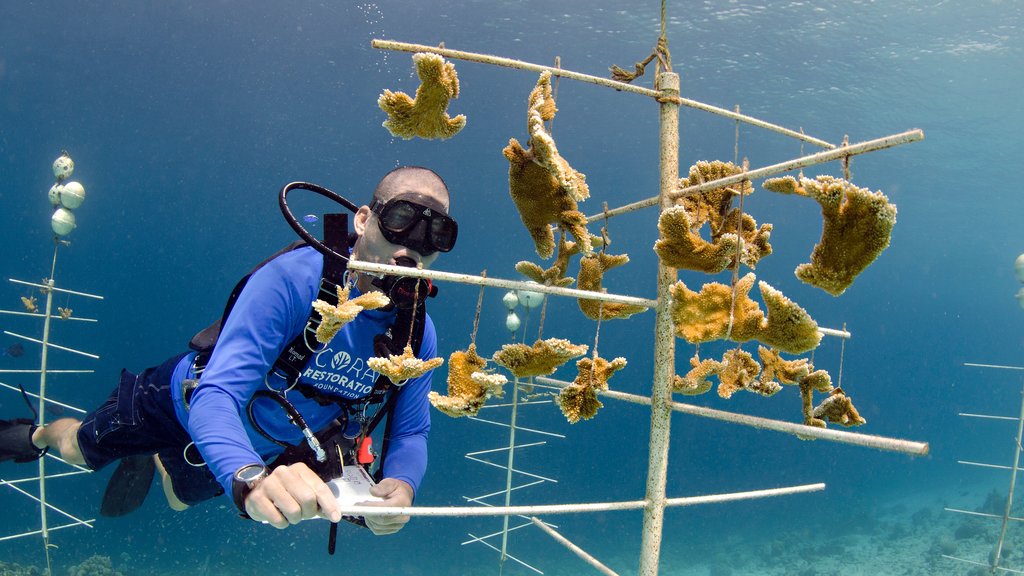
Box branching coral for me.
[368,344,444,383]
[312,286,391,344]
[378,53,466,140]
[557,355,627,423]
[516,234,582,287]
[757,346,810,385]
[505,72,592,258]
[656,161,772,272]
[673,356,722,395]
[492,337,588,378]
[763,175,897,296]
[813,387,867,427]
[799,369,834,428]
[428,345,507,417]
[669,274,821,354]
[717,348,761,399]
[576,252,648,320]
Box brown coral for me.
[378,53,466,140]
[677,160,753,233]
[505,72,591,259]
[672,356,723,396]
[799,370,834,428]
[428,345,507,418]
[717,348,761,399]
[312,286,391,344]
[368,344,444,383]
[654,206,737,273]
[763,175,897,296]
[757,346,810,385]
[492,338,588,378]
[576,252,648,320]
[813,387,866,427]
[557,355,627,423]
[515,234,581,287]
[669,274,821,354]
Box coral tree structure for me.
[428,344,507,417]
[492,337,589,378]
[367,344,444,383]
[655,161,772,273]
[312,286,391,344]
[378,52,466,140]
[576,252,647,320]
[557,355,627,423]
[763,175,897,296]
[504,72,592,259]
[669,273,822,354]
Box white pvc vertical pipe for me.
[639,71,680,576]
[991,378,1024,571]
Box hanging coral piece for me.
[716,348,761,399]
[654,206,737,273]
[757,346,810,385]
[428,345,507,417]
[763,175,897,296]
[505,71,591,259]
[21,296,38,313]
[799,370,834,428]
[672,355,722,396]
[557,355,627,423]
[378,53,466,140]
[669,274,821,354]
[813,387,867,427]
[492,337,589,378]
[576,252,647,320]
[368,344,444,383]
[516,234,583,288]
[312,286,391,344]
[677,161,753,232]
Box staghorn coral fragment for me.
[763,175,897,296]
[669,273,764,344]
[492,337,588,378]
[576,252,647,320]
[21,296,37,313]
[799,369,834,428]
[312,286,391,344]
[747,379,782,397]
[757,346,810,385]
[515,235,581,287]
[758,281,822,354]
[677,160,753,233]
[378,53,466,140]
[719,209,773,269]
[557,356,627,423]
[813,387,866,427]
[505,72,591,259]
[428,345,506,418]
[368,344,444,383]
[654,206,738,273]
[717,348,761,399]
[673,355,723,395]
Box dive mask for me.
[369,197,458,256]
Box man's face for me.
[352,174,450,289]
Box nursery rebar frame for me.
[0,243,101,574]
[349,32,930,574]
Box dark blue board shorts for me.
[76,352,224,505]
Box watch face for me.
[237,464,266,482]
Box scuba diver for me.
[0,166,457,538]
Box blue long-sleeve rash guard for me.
[168,246,434,499]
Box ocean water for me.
[1,1,1022,574]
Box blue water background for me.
[1,1,1022,574]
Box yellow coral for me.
[21,296,37,314]
[654,206,737,273]
[799,369,834,427]
[378,53,466,140]
[312,286,391,344]
[428,345,506,417]
[717,348,761,399]
[813,387,866,427]
[758,281,821,354]
[763,175,897,296]
[669,274,764,344]
[368,344,444,383]
[757,346,810,385]
[505,72,591,259]
[677,161,753,232]
[557,356,627,423]
[492,338,588,378]
[672,356,722,395]
[576,252,647,320]
[515,234,581,287]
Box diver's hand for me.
[244,462,341,529]
[358,477,414,535]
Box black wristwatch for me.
[231,463,268,517]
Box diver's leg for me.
[154,454,189,511]
[32,418,85,465]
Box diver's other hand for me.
[359,477,414,535]
[245,462,341,529]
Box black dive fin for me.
[100,454,156,517]
[0,418,45,463]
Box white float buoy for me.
[1015,253,1024,283]
[57,181,86,209]
[51,207,77,236]
[48,184,64,207]
[52,153,74,181]
[518,282,544,309]
[502,291,519,311]
[1017,287,1024,310]
[506,311,521,332]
